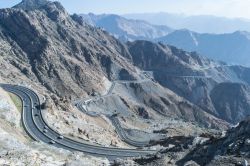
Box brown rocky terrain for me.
[210,82,250,124]
[127,40,250,124]
[0,0,250,165]
[0,0,136,99]
[0,0,230,133]
[176,118,250,166]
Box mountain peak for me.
[13,0,49,10]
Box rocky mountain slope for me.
[177,118,250,166]
[80,13,173,41]
[0,0,138,99]
[210,82,250,124]
[13,0,49,10]
[139,118,250,166]
[127,40,250,124]
[0,0,231,130]
[1,0,250,165]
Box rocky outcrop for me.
[13,0,49,10]
[177,118,250,166]
[210,83,250,124]
[127,41,206,75]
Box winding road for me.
[1,68,218,157]
[109,116,149,147]
[75,79,152,147]
[0,84,156,158]
[74,70,215,147]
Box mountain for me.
[0,0,232,140]
[177,117,250,165]
[80,13,173,41]
[1,0,250,165]
[126,41,250,165]
[124,12,250,34]
[0,0,230,130]
[127,40,250,124]
[80,14,250,66]
[158,30,250,66]
[13,0,49,10]
[0,0,138,98]
[210,83,250,124]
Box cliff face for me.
[177,118,250,166]
[127,40,250,124]
[210,83,250,124]
[127,41,207,75]
[0,1,135,98]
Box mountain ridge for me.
[127,40,250,124]
[13,0,49,10]
[80,13,173,41]
[158,29,250,66]
[124,12,250,34]
[82,13,250,66]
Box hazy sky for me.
[1,0,250,19]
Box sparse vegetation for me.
[8,92,22,112]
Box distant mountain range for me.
[157,30,250,66]
[80,13,173,41]
[81,13,250,66]
[124,12,250,34]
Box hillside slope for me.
[210,83,250,124]
[0,0,231,130]
[177,118,250,165]
[0,0,136,99]
[127,40,250,123]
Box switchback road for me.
[0,84,156,159]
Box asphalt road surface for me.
[75,81,152,147]
[0,84,156,159]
